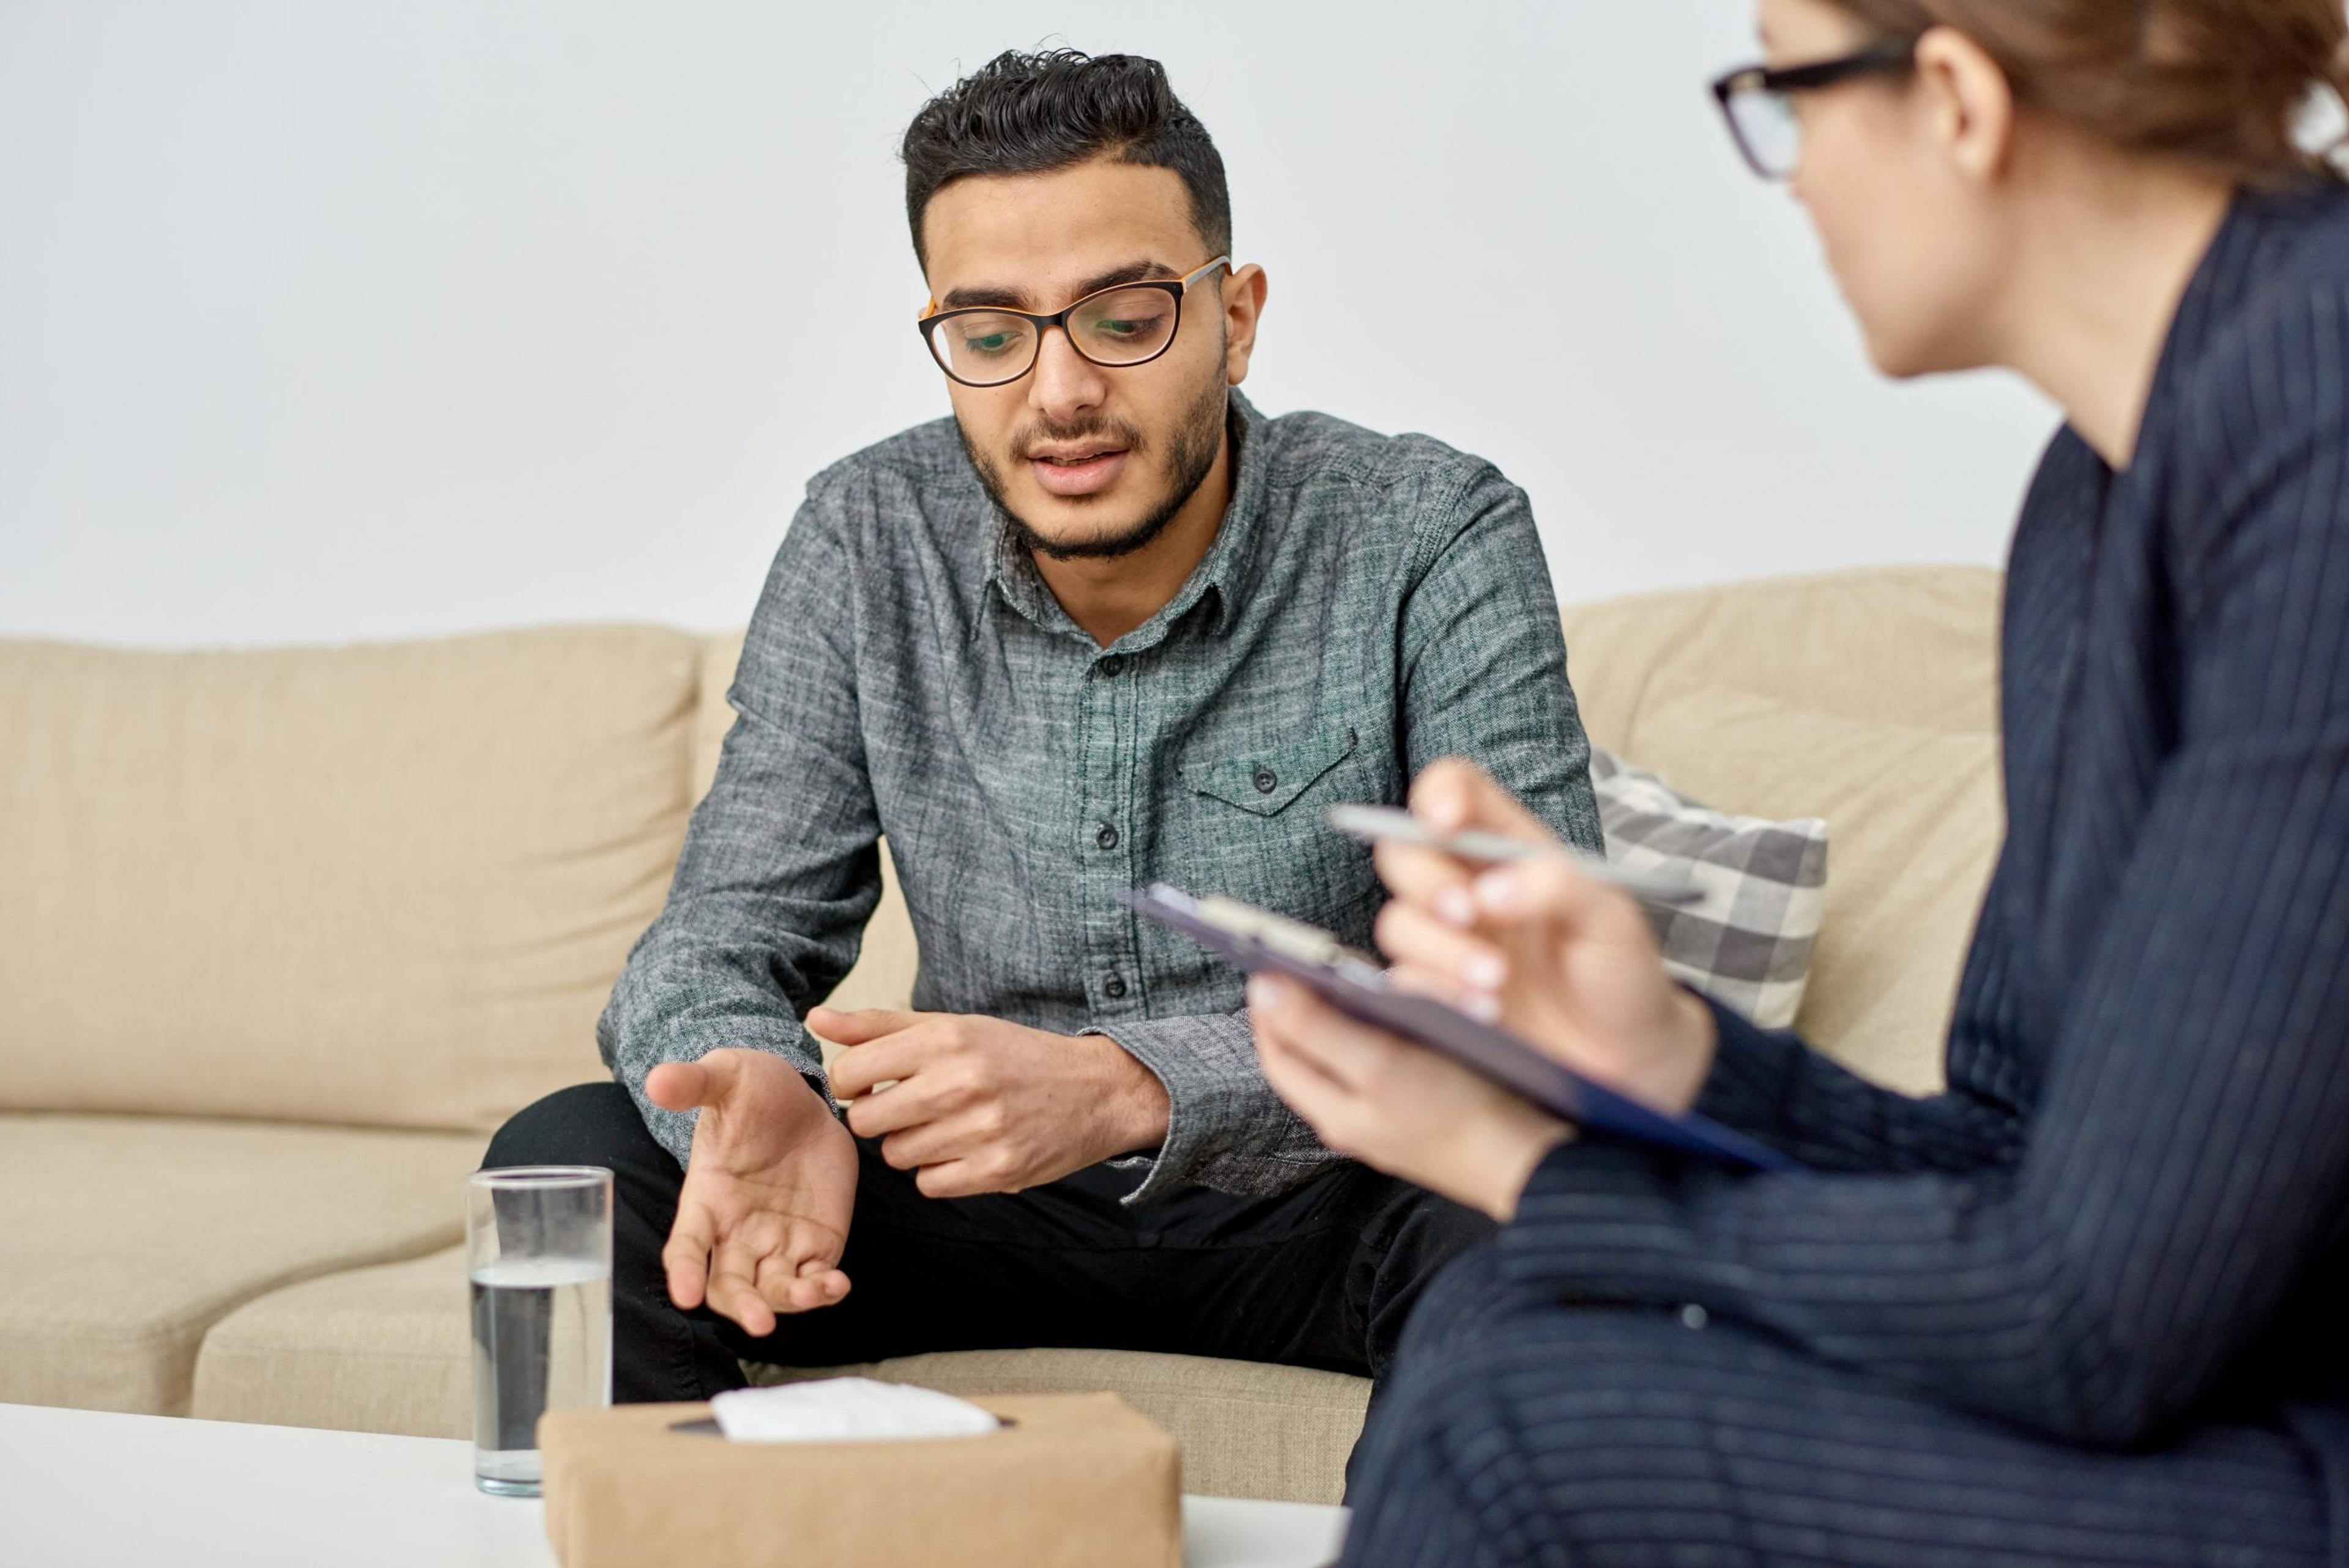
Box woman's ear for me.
[1914,23,2017,187]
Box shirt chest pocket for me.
[1170,723,1383,942]
[1181,725,1362,817]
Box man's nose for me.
[1028,327,1110,424]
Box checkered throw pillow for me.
[1590,749,1829,1028]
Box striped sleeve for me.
[1688,996,2024,1174]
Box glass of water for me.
[467,1166,613,1496]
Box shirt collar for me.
[981,390,1270,650]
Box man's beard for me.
[959,372,1230,563]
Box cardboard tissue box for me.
[537,1388,1182,1568]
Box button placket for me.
[1081,646,1140,1015]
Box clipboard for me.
[1115,882,1803,1175]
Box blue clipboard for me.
[1115,883,1803,1175]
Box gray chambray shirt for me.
[598,391,1603,1203]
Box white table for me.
[0,1403,1349,1567]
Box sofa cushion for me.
[0,1114,483,1416]
[0,627,700,1131]
[193,1241,1367,1505]
[191,1245,477,1440]
[1591,750,1830,1029]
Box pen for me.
[1325,804,1704,908]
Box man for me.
[487,48,1601,1412]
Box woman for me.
[1249,2,2349,1563]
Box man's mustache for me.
[1012,417,1147,458]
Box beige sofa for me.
[0,564,2005,1505]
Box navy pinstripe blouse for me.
[1502,180,2349,1500]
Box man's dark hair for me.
[900,50,1232,268]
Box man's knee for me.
[1389,1188,1499,1275]
[1389,1242,1538,1364]
[1356,1183,1500,1364]
[482,1080,645,1169]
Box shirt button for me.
[1253,766,1278,794]
[1099,655,1125,678]
[1096,823,1120,851]
[1104,975,1129,1000]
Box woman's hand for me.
[1375,759,1718,1117]
[1244,758,1724,1220]
[1248,974,1570,1221]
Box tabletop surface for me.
[0,1402,1349,1568]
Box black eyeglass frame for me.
[1710,39,1919,180]
[915,256,1232,389]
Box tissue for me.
[710,1377,1003,1444]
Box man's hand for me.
[643,1048,858,1337]
[813,1007,1171,1199]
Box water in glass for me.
[467,1166,613,1496]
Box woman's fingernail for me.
[1249,975,1291,1008]
[1475,871,1523,914]
[1461,991,1504,1024]
[1434,887,1476,926]
[1464,953,1506,989]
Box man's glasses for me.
[1710,40,1917,180]
[917,256,1231,389]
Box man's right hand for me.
[643,1048,858,1337]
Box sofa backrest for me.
[0,627,700,1131]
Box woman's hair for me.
[1827,0,2349,180]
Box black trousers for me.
[1339,1246,2332,1567]
[484,1082,1493,1410]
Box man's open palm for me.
[644,1048,857,1337]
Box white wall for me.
[0,1,2058,648]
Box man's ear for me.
[1222,264,1269,387]
[1915,23,2017,186]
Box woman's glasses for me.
[917,256,1231,389]
[1710,40,1918,180]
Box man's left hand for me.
[813,1007,1171,1198]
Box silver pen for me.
[1326,804,1704,908]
